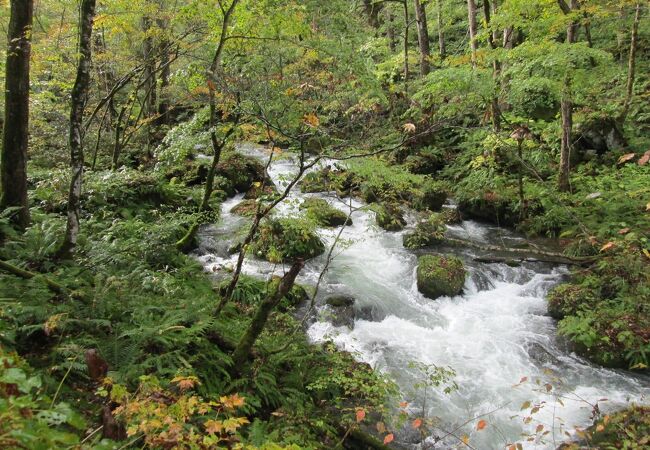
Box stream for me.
[196,143,649,450]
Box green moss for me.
[412,180,448,212]
[373,203,406,231]
[547,284,597,320]
[250,218,326,263]
[300,198,352,227]
[403,214,446,249]
[230,199,259,217]
[416,255,466,300]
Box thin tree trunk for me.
[58,0,97,259]
[1,0,33,230]
[467,0,478,68]
[362,0,383,29]
[413,0,431,76]
[230,260,304,369]
[403,0,410,92]
[141,14,157,156]
[483,0,501,132]
[621,2,641,123]
[387,11,397,52]
[111,105,127,170]
[558,0,578,193]
[436,0,446,59]
[157,12,171,126]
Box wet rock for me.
[416,255,466,300]
[249,218,325,263]
[403,214,446,249]
[374,202,407,231]
[412,180,448,212]
[230,199,258,217]
[300,198,352,227]
[440,208,462,224]
[325,294,355,308]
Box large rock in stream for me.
[416,255,466,300]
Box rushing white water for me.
[196,144,649,450]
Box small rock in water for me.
[325,295,355,307]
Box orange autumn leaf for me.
[412,418,422,429]
[384,433,394,444]
[618,153,636,165]
[356,409,366,423]
[476,419,487,431]
[638,150,650,166]
[600,242,615,252]
[399,401,408,408]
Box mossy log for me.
[0,259,85,301]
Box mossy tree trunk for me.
[413,0,431,76]
[58,0,97,259]
[230,259,304,369]
[621,1,641,123]
[467,0,478,68]
[1,0,33,230]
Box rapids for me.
[196,144,649,449]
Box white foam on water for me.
[199,144,650,449]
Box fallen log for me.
[440,237,598,266]
[0,259,82,299]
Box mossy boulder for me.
[300,167,354,196]
[214,152,267,196]
[301,198,352,227]
[373,203,406,231]
[324,295,356,328]
[230,199,259,217]
[457,193,519,227]
[416,255,466,300]
[250,218,325,263]
[547,284,597,320]
[412,180,448,212]
[440,208,462,225]
[403,214,446,249]
[244,182,277,200]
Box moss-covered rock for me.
[230,199,259,217]
[300,198,352,227]
[300,167,354,196]
[215,152,267,196]
[325,295,355,308]
[440,208,462,225]
[403,214,446,249]
[373,203,406,231]
[547,284,597,320]
[412,180,448,212]
[416,255,466,300]
[324,295,356,328]
[250,218,325,263]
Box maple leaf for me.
[412,418,422,429]
[476,419,487,431]
[383,433,394,444]
[356,409,366,423]
[205,419,224,435]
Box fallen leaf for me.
[403,123,416,133]
[384,433,394,444]
[476,419,487,431]
[595,424,605,432]
[617,153,636,165]
[412,418,422,429]
[521,401,531,410]
[399,401,408,408]
[461,434,470,445]
[600,242,615,252]
[376,422,386,433]
[618,227,631,235]
[356,409,366,423]
[536,424,544,433]
[638,150,650,166]
[303,113,320,128]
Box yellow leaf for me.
[303,113,320,128]
[376,421,386,433]
[521,401,531,410]
[403,123,416,133]
[461,434,470,445]
[595,424,605,432]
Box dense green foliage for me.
[0,0,648,447]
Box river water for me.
[196,144,649,449]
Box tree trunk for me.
[58,0,97,259]
[558,77,573,192]
[621,2,641,123]
[387,11,397,53]
[403,0,410,92]
[230,260,304,370]
[467,0,478,67]
[483,0,501,132]
[1,0,33,230]
[141,14,157,155]
[157,13,171,126]
[362,0,383,29]
[436,0,446,59]
[413,0,431,76]
[558,0,578,192]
